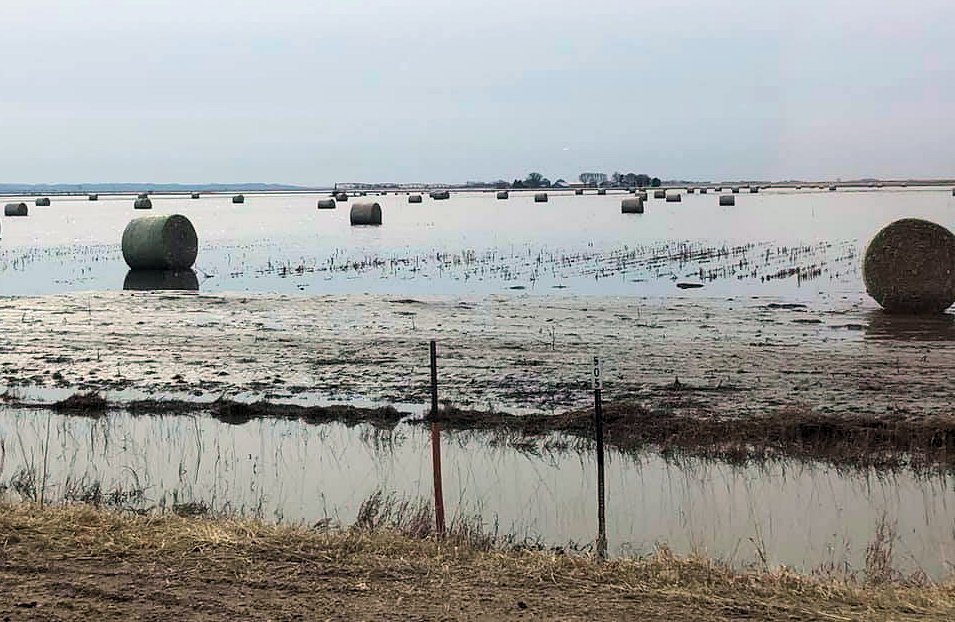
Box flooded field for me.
[0,408,951,578]
[1,186,953,298]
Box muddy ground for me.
[1,291,952,421]
[1,503,951,621]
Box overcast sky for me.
[1,0,953,185]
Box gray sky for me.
[2,0,953,185]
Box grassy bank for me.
[0,502,952,620]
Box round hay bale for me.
[232,194,245,204]
[597,188,607,196]
[35,197,51,206]
[829,185,837,191]
[575,188,584,195]
[335,192,348,202]
[123,269,199,292]
[134,197,153,209]
[317,198,336,209]
[863,218,955,314]
[731,187,739,194]
[4,202,28,216]
[534,193,548,203]
[750,187,759,193]
[430,190,450,200]
[653,189,665,199]
[408,194,423,204]
[88,194,99,201]
[122,214,198,270]
[700,188,708,194]
[621,198,644,214]
[666,192,682,203]
[688,188,696,194]
[719,195,735,206]
[637,191,648,201]
[350,202,382,225]
[496,190,509,200]
[191,192,201,199]
[138,193,149,199]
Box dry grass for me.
[0,501,952,620]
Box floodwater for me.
[1,187,953,298]
[0,409,951,578]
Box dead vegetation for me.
[0,501,951,621]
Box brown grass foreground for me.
[0,503,952,621]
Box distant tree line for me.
[501,171,661,189]
[609,172,660,188]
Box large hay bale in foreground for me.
[350,202,382,225]
[122,214,198,270]
[621,198,644,214]
[534,193,548,203]
[123,269,199,292]
[317,198,336,209]
[719,195,735,206]
[496,191,509,200]
[863,218,955,314]
[35,197,51,206]
[134,197,153,209]
[4,202,28,216]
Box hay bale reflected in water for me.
[123,269,199,291]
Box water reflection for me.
[123,269,199,291]
[865,310,955,341]
[0,408,951,578]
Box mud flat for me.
[0,502,952,621]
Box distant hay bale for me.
[191,192,200,199]
[575,189,584,195]
[408,194,423,203]
[123,269,199,292]
[429,190,450,200]
[863,218,955,314]
[4,202,28,216]
[731,187,739,194]
[317,198,336,209]
[829,185,837,191]
[665,193,682,203]
[700,188,708,194]
[138,193,149,199]
[534,193,548,203]
[496,191,509,200]
[335,192,348,202]
[627,187,636,194]
[750,187,759,193]
[35,197,51,206]
[638,191,648,201]
[621,198,644,214]
[88,194,99,201]
[597,188,607,195]
[350,202,382,225]
[232,195,245,204]
[121,214,198,270]
[134,197,153,210]
[688,188,695,194]
[719,195,735,206]
[653,189,666,199]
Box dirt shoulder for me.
[0,503,952,621]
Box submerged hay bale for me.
[134,197,153,209]
[4,202,28,216]
[121,214,198,270]
[534,193,548,203]
[123,269,199,291]
[191,192,200,199]
[496,190,509,200]
[317,198,336,209]
[863,218,955,314]
[575,189,584,195]
[621,198,644,214]
[232,195,245,204]
[350,202,382,225]
[597,188,607,195]
[408,194,423,204]
[719,195,735,206]
[88,194,98,201]
[665,192,682,203]
[653,189,666,199]
[335,192,348,202]
[35,197,51,206]
[429,190,450,200]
